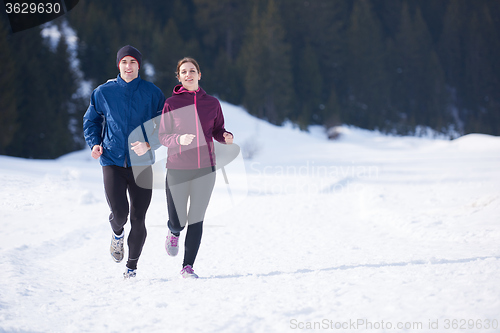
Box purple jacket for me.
[159,85,231,169]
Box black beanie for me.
[116,45,142,69]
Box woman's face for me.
[178,62,201,91]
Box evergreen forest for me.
[1,0,499,158]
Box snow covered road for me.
[1,104,499,332]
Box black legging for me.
[166,167,216,267]
[103,165,152,270]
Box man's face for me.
[119,56,139,83]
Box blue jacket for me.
[83,74,166,167]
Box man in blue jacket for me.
[83,45,165,279]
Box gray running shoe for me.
[123,268,137,279]
[165,230,179,257]
[110,231,124,263]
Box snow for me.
[1,102,500,333]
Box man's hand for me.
[131,141,151,156]
[223,132,233,144]
[91,145,103,159]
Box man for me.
[83,45,165,278]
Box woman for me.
[159,57,233,279]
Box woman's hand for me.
[223,132,233,144]
[91,145,103,159]
[131,141,151,156]
[179,134,196,145]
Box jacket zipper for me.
[194,91,201,168]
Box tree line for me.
[1,0,499,158]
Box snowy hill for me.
[1,102,500,333]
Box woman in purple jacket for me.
[159,57,233,278]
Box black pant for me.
[166,167,216,267]
[103,165,152,270]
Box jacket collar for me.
[173,84,203,95]
[117,74,141,89]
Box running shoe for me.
[165,230,179,257]
[180,265,199,279]
[123,267,137,279]
[110,231,124,263]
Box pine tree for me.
[212,48,244,104]
[463,4,500,135]
[151,19,186,93]
[0,20,18,154]
[412,7,447,131]
[325,86,342,129]
[439,0,465,128]
[7,25,78,158]
[281,0,350,126]
[193,0,250,61]
[239,0,294,125]
[47,30,78,156]
[7,28,54,157]
[171,0,197,41]
[192,0,250,102]
[68,1,120,85]
[391,1,413,131]
[151,19,201,94]
[116,2,159,65]
[372,0,402,38]
[296,43,323,128]
[239,3,266,119]
[391,3,448,134]
[346,0,388,130]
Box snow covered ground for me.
[1,102,499,333]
